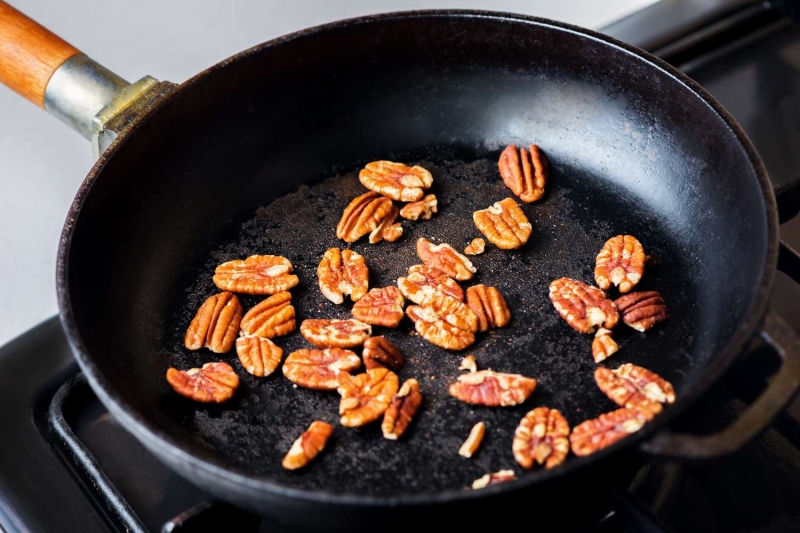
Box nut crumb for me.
[459,422,486,458]
[400,194,438,220]
[472,470,516,489]
[592,328,619,363]
[464,238,485,255]
[282,421,334,470]
[459,355,477,373]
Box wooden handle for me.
[0,1,80,107]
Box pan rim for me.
[56,9,778,508]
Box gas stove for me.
[2,2,800,531]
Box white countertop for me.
[0,0,655,346]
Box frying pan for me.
[3,3,800,530]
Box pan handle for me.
[638,312,800,459]
[0,1,81,106]
[0,2,160,156]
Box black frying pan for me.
[4,6,800,531]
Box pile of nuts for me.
[167,144,677,486]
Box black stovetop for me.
[2,2,800,532]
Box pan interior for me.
[63,13,769,499]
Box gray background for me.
[0,0,653,346]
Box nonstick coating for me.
[58,11,773,523]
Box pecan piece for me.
[498,144,548,203]
[615,291,668,332]
[336,191,394,243]
[512,407,570,469]
[240,291,296,338]
[570,408,648,456]
[473,198,532,250]
[397,264,464,304]
[406,292,478,351]
[282,348,361,390]
[213,255,299,295]
[369,205,403,244]
[459,355,477,373]
[359,161,433,202]
[458,421,485,458]
[595,364,675,418]
[166,362,239,403]
[236,336,283,377]
[382,379,423,440]
[549,277,619,333]
[400,194,438,221]
[464,238,486,256]
[300,318,372,348]
[337,368,400,427]
[317,248,369,304]
[595,235,645,293]
[185,292,243,353]
[362,336,405,371]
[381,222,403,242]
[416,238,476,281]
[466,285,511,332]
[592,328,619,363]
[449,370,537,407]
[472,470,516,489]
[351,286,405,328]
[282,421,334,470]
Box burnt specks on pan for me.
[167,145,693,496]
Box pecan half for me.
[472,470,516,489]
[362,336,405,371]
[473,198,532,250]
[449,370,537,407]
[240,291,296,338]
[512,407,570,469]
[400,194,438,221]
[382,379,423,440]
[615,291,668,332]
[351,286,405,327]
[317,248,369,304]
[592,328,619,363]
[464,238,486,256]
[369,205,403,244]
[236,335,283,377]
[498,144,548,203]
[213,255,299,295]
[595,364,675,418]
[406,292,478,351]
[458,421,486,458]
[594,235,645,293]
[337,368,400,427]
[282,421,334,470]
[185,292,243,353]
[397,264,464,304]
[282,348,361,390]
[166,362,239,403]
[570,408,648,457]
[359,161,433,202]
[416,238,476,281]
[336,191,394,243]
[300,318,372,348]
[549,278,619,333]
[466,285,511,332]
[459,355,477,373]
